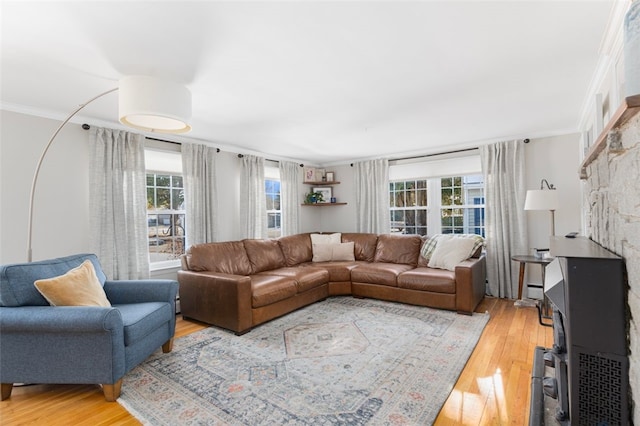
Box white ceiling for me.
[0,1,618,164]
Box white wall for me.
[523,133,583,295]
[1,110,91,264]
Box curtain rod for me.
[81,124,222,152]
[237,153,304,167]
[392,147,479,162]
[350,147,479,167]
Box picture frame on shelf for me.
[313,187,332,203]
[326,171,334,182]
[303,167,316,183]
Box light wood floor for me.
[0,297,552,425]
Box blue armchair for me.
[0,253,178,401]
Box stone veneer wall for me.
[584,111,640,423]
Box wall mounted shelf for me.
[303,181,341,185]
[579,94,640,179]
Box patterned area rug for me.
[118,297,489,425]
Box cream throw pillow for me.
[312,242,355,262]
[34,260,111,307]
[427,235,477,271]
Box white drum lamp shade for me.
[524,189,559,236]
[524,189,559,211]
[119,76,192,134]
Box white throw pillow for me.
[427,235,477,271]
[310,233,342,245]
[312,244,334,262]
[331,242,355,261]
[312,242,355,262]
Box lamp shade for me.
[119,76,192,134]
[524,189,559,211]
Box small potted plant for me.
[304,190,324,204]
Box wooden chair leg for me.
[1,383,13,400]
[162,338,174,353]
[102,379,122,402]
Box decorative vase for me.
[625,1,640,97]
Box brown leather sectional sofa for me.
[178,232,486,335]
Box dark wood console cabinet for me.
[530,236,629,425]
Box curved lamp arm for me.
[26,88,118,262]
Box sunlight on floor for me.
[440,368,509,425]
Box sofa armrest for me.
[0,306,126,384]
[103,280,178,305]
[177,270,252,334]
[454,255,487,314]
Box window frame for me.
[389,174,485,237]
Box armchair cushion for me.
[34,260,110,307]
[115,302,173,346]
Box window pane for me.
[147,188,155,209]
[416,189,427,206]
[406,189,415,206]
[156,188,171,209]
[147,174,154,186]
[172,175,183,188]
[416,210,426,226]
[416,180,426,189]
[441,188,453,206]
[156,175,170,187]
[171,189,183,210]
[453,187,462,205]
[441,177,452,187]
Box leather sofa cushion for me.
[278,233,312,266]
[342,233,378,262]
[259,266,328,293]
[397,267,456,294]
[243,239,286,273]
[374,234,422,265]
[188,241,253,275]
[251,275,298,308]
[313,261,364,282]
[351,263,415,287]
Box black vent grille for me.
[577,352,623,425]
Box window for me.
[389,174,484,237]
[389,180,428,235]
[440,175,485,237]
[147,173,186,263]
[266,179,281,238]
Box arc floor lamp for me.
[26,75,192,262]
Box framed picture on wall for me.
[326,171,335,182]
[313,187,332,203]
[303,167,317,183]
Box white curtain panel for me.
[89,127,150,279]
[240,155,267,239]
[279,160,300,236]
[354,159,391,234]
[182,143,218,246]
[480,140,528,298]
